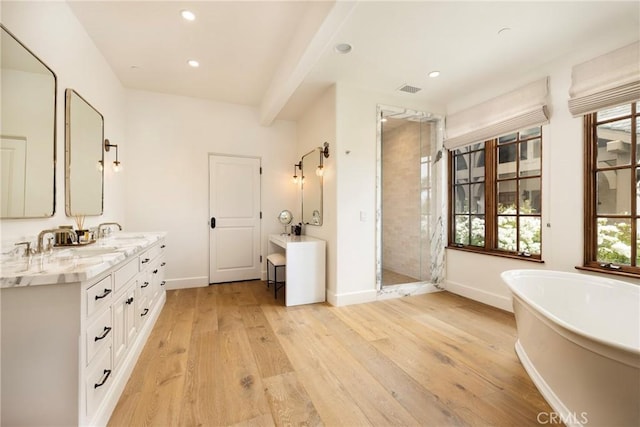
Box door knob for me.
[211,217,216,229]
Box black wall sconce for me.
[104,139,121,172]
[292,160,302,184]
[316,142,330,176]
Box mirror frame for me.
[64,88,104,216]
[1,24,57,218]
[301,148,323,226]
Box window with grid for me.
[584,101,639,275]
[449,126,543,259]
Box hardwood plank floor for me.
[108,282,560,426]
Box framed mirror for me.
[301,149,323,225]
[65,89,104,216]
[1,24,57,218]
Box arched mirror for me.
[0,24,57,218]
[65,89,104,216]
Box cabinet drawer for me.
[113,258,138,294]
[86,307,112,366]
[86,346,112,419]
[139,244,162,269]
[86,275,113,317]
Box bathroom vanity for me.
[268,234,326,306]
[0,232,167,426]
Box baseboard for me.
[164,276,209,290]
[444,279,513,312]
[326,288,377,306]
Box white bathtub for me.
[501,269,640,427]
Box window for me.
[449,126,543,259]
[583,102,639,275]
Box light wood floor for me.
[108,281,559,426]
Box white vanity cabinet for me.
[268,234,326,306]
[136,242,166,328]
[0,234,167,426]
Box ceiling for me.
[68,1,640,124]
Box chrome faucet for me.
[37,229,77,253]
[14,241,34,257]
[98,222,122,238]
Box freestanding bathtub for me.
[501,269,640,427]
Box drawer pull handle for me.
[141,258,150,264]
[94,369,111,389]
[94,289,112,300]
[141,308,149,317]
[161,262,166,267]
[126,297,134,305]
[161,281,166,286]
[94,326,112,341]
[153,269,158,274]
[141,282,150,288]
[161,245,166,249]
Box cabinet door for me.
[112,293,127,368]
[124,287,137,346]
[113,283,137,369]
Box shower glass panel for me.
[378,107,436,287]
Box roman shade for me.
[568,41,640,117]
[444,77,550,150]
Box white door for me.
[0,137,27,217]
[209,155,261,283]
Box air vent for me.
[398,84,422,94]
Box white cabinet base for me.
[268,234,326,306]
[91,292,165,426]
[0,236,167,426]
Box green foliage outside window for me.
[455,203,541,254]
[596,218,632,264]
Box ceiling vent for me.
[398,84,422,94]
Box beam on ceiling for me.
[258,0,357,126]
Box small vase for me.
[76,229,88,243]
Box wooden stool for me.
[266,253,286,300]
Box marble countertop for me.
[269,234,325,248]
[0,232,166,288]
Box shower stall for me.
[376,105,445,291]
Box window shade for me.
[444,77,550,150]
[568,41,640,117]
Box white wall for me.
[296,85,336,295]
[444,36,640,311]
[124,90,297,288]
[333,84,443,305]
[0,1,126,244]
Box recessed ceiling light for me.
[181,10,196,21]
[334,43,352,54]
[187,60,200,68]
[428,71,440,78]
[498,27,511,35]
[381,117,388,122]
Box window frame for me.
[447,127,544,262]
[581,102,640,277]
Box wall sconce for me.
[104,139,122,172]
[316,142,330,177]
[292,161,302,184]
